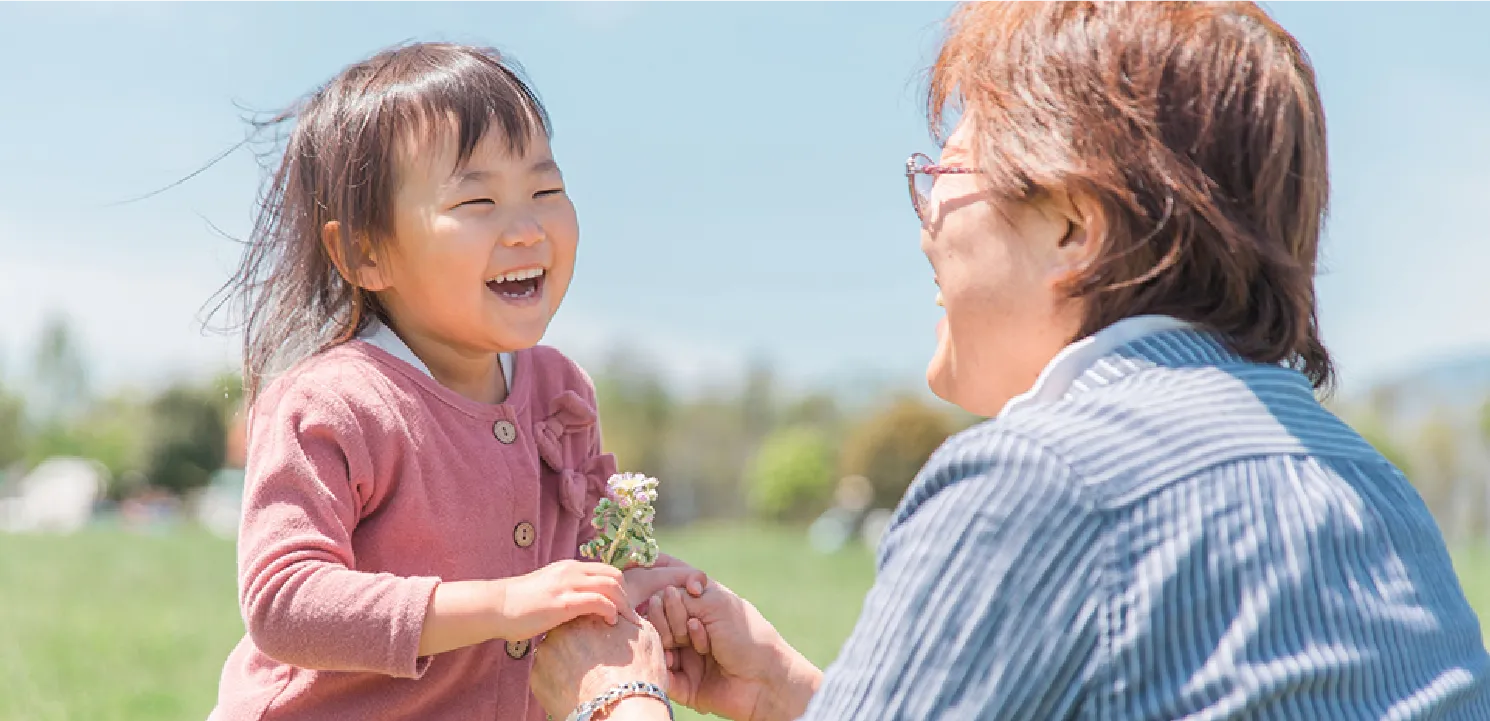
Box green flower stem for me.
[603,511,636,566]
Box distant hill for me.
[1363,351,1490,423]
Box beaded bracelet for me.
[562,681,674,721]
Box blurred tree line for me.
[0,314,977,524]
[0,313,240,502]
[5,312,1488,543]
[593,351,976,525]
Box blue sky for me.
[0,2,1486,398]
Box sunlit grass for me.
[0,525,875,721]
[2,526,1486,721]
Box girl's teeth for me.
[491,268,545,283]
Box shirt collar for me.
[997,314,1195,418]
[357,320,514,391]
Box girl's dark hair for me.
[931,2,1335,390]
[215,42,550,401]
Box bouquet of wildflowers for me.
[579,473,661,569]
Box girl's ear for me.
[322,221,390,291]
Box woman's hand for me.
[493,560,638,642]
[531,615,670,720]
[647,582,823,721]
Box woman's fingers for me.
[687,617,710,655]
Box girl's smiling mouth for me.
[487,266,547,306]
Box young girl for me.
[210,42,695,721]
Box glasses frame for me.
[906,152,980,222]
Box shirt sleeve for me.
[800,429,1110,720]
[237,380,441,679]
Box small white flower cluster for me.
[579,473,660,569]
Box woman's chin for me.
[928,354,1007,417]
[926,354,956,406]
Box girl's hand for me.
[494,560,639,642]
[625,554,708,616]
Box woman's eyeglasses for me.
[906,152,979,223]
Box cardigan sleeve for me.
[236,378,441,679]
[799,429,1111,720]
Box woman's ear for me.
[1044,190,1104,285]
[322,221,390,291]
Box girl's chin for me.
[483,309,553,347]
[498,329,547,351]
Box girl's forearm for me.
[416,579,506,657]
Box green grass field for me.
[0,526,1486,721]
[0,525,874,721]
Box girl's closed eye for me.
[452,185,563,209]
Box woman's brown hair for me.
[930,1,1334,389]
[212,42,550,401]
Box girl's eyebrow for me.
[452,158,560,186]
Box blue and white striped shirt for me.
[803,320,1490,720]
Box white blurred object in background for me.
[196,468,246,540]
[0,457,104,534]
[859,508,894,552]
[809,475,880,554]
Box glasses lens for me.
[914,170,935,212]
[908,153,934,219]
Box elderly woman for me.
[533,3,1490,720]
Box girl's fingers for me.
[567,592,620,626]
[595,579,640,625]
[586,563,625,583]
[687,617,710,655]
[619,602,642,625]
[572,575,638,623]
[663,587,691,648]
[626,567,705,603]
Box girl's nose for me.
[500,216,545,248]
